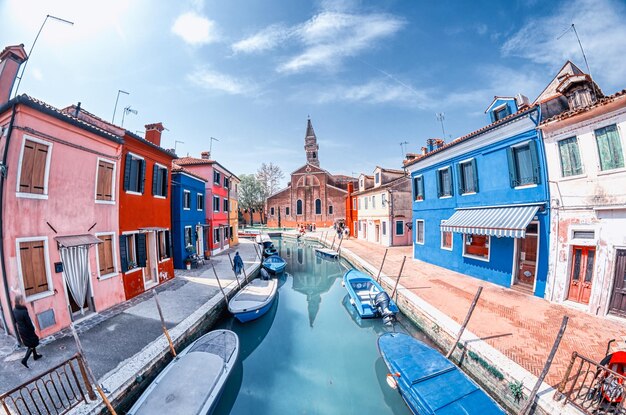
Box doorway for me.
[375,224,380,243]
[513,222,538,292]
[609,249,626,316]
[196,225,204,258]
[60,245,95,320]
[142,231,158,288]
[567,246,595,304]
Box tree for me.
[238,174,263,226]
[256,162,284,223]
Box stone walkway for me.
[319,233,626,387]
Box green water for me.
[213,238,434,415]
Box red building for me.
[345,181,358,237]
[118,123,176,299]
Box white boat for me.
[314,247,339,259]
[128,329,239,415]
[228,276,278,323]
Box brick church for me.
[266,119,356,228]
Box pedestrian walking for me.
[233,251,244,276]
[13,294,42,368]
[344,227,350,239]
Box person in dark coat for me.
[13,294,41,368]
[233,252,244,276]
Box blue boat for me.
[263,254,287,274]
[378,332,505,415]
[314,247,338,260]
[228,277,278,323]
[342,269,398,324]
[264,247,278,257]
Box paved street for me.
[321,232,626,386]
[0,240,259,395]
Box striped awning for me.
[441,205,540,238]
[55,234,102,248]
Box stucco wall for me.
[171,172,205,269]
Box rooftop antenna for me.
[174,140,184,153]
[121,105,137,127]
[436,113,447,139]
[209,136,220,156]
[399,141,409,158]
[112,90,129,123]
[557,23,597,97]
[13,14,74,98]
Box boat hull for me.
[229,277,278,323]
[263,262,286,274]
[314,248,338,259]
[233,299,274,323]
[342,269,399,319]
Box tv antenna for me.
[174,140,184,153]
[209,136,220,156]
[557,23,597,96]
[436,113,447,139]
[399,141,409,158]
[121,105,137,127]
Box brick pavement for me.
[329,235,626,386]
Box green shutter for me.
[139,160,146,194]
[596,125,625,171]
[506,147,517,187]
[123,153,132,191]
[436,171,442,197]
[136,233,147,267]
[471,159,479,193]
[152,165,159,196]
[448,168,454,196]
[456,164,464,194]
[529,140,541,184]
[119,235,128,272]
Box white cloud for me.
[171,12,219,45]
[187,68,253,95]
[314,78,428,107]
[232,24,291,54]
[502,0,626,89]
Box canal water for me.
[212,237,436,415]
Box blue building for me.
[405,96,550,297]
[171,164,207,269]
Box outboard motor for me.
[373,291,395,325]
[260,268,271,281]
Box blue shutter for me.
[506,147,517,188]
[119,236,128,272]
[529,140,541,184]
[436,171,442,197]
[123,153,132,191]
[136,233,147,267]
[152,165,159,196]
[447,168,454,196]
[471,159,479,193]
[163,169,168,197]
[139,160,146,194]
[456,164,464,194]
[412,177,418,200]
[419,176,424,200]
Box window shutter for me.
[506,147,517,188]
[436,171,442,197]
[412,177,418,200]
[448,168,454,197]
[31,143,48,194]
[98,241,106,273]
[20,241,48,296]
[471,159,479,193]
[163,169,168,197]
[529,140,541,184]
[19,243,36,296]
[152,165,159,196]
[136,233,147,267]
[419,177,424,199]
[103,235,114,273]
[104,162,114,200]
[165,231,171,258]
[139,160,146,194]
[119,236,128,272]
[456,164,464,194]
[19,141,36,193]
[123,153,132,191]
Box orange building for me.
[345,181,358,237]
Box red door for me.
[567,246,595,304]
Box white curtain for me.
[60,246,90,315]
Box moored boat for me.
[228,276,278,323]
[378,332,505,415]
[342,269,398,324]
[264,247,278,257]
[263,254,287,274]
[128,329,239,415]
[314,247,339,259]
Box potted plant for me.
[184,257,192,270]
[127,261,137,270]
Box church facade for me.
[266,119,356,228]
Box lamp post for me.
[13,14,74,98]
[112,90,129,123]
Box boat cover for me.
[379,333,504,415]
[229,278,277,313]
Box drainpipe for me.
[388,189,393,247]
[0,102,19,340]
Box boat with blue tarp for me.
[264,247,278,257]
[342,269,398,324]
[378,332,505,415]
[262,254,287,274]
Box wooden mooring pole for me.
[336,234,344,254]
[520,315,569,415]
[330,233,336,249]
[390,256,407,298]
[70,325,117,415]
[446,286,483,359]
[376,248,388,284]
[211,262,228,302]
[153,290,176,357]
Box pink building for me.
[0,45,126,339]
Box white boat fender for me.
[386,372,400,389]
[349,298,355,306]
[341,280,345,287]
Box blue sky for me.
[2,0,626,184]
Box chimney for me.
[0,44,28,106]
[201,151,211,160]
[144,122,165,147]
[421,146,428,155]
[73,102,81,118]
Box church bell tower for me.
[304,117,320,167]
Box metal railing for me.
[0,354,95,415]
[555,351,626,415]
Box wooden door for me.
[517,233,538,286]
[567,246,595,304]
[609,250,626,316]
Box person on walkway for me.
[233,251,244,276]
[344,227,350,239]
[13,295,41,368]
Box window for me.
[183,190,191,209]
[365,197,368,209]
[96,159,115,201]
[213,170,221,184]
[18,239,51,298]
[119,233,146,272]
[507,142,540,187]
[197,193,204,211]
[573,230,595,240]
[223,198,229,212]
[441,224,453,250]
[270,207,275,216]
[214,228,220,243]
[359,178,364,190]
[297,199,303,215]
[184,227,192,247]
[18,138,51,196]
[229,226,234,240]
[213,195,220,212]
[463,234,490,261]
[372,195,376,209]
[375,172,380,184]
[358,198,362,210]
[595,124,624,171]
[415,220,424,244]
[358,221,362,231]
[494,105,511,121]
[437,167,453,197]
[152,164,168,197]
[96,233,116,277]
[328,205,333,215]
[413,175,424,201]
[382,221,387,236]
[458,159,478,194]
[558,137,584,177]
[382,193,387,206]
[396,220,405,236]
[123,153,145,193]
[223,177,229,189]
[157,230,170,261]
[224,227,230,240]
[315,199,321,214]
[352,198,357,210]
[285,206,290,216]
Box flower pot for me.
[185,263,191,270]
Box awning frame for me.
[441,204,541,238]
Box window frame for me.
[213,228,220,243]
[270,206,275,216]
[223,198,229,212]
[213,195,220,212]
[184,226,193,249]
[94,157,116,204]
[223,177,230,189]
[437,166,453,198]
[395,220,405,236]
[440,222,453,251]
[183,190,191,210]
[382,221,387,236]
[507,141,540,188]
[315,198,321,215]
[196,193,204,211]
[157,230,170,262]
[413,175,424,201]
[352,198,357,210]
[296,199,303,215]
[415,220,424,244]
[375,172,380,184]
[458,158,478,195]
[285,206,290,216]
[95,232,118,279]
[152,163,168,198]
[595,124,625,172]
[213,170,221,185]
[328,205,333,215]
[16,236,54,301]
[124,152,145,195]
[121,233,141,274]
[557,136,585,178]
[16,135,53,200]
[462,234,491,262]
